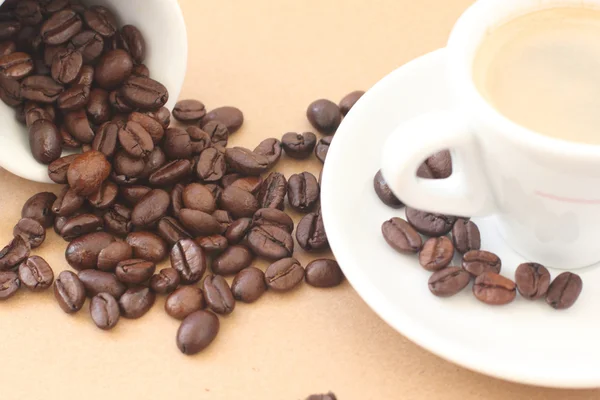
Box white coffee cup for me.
[0,0,187,184]
[381,0,600,269]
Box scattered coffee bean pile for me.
[0,0,357,356]
[376,152,583,309]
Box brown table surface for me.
[1,0,599,399]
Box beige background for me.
[0,0,598,399]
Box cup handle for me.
[381,110,496,217]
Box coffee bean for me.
[515,262,551,300]
[54,270,85,313]
[15,1,43,26]
[25,102,53,127]
[381,217,422,254]
[181,183,216,214]
[126,231,167,263]
[314,136,332,164]
[287,172,320,212]
[247,225,294,260]
[202,106,243,133]
[0,75,23,106]
[419,237,454,271]
[92,48,132,89]
[0,271,20,300]
[200,120,228,149]
[0,21,21,42]
[97,241,132,272]
[156,217,191,246]
[462,250,501,277]
[422,150,452,179]
[29,119,61,164]
[120,75,168,110]
[51,48,82,84]
[254,137,282,166]
[195,235,228,255]
[165,285,205,320]
[52,185,85,216]
[451,218,481,254]
[112,149,145,182]
[176,310,220,355]
[79,269,126,299]
[22,191,56,228]
[281,132,317,159]
[0,41,16,57]
[64,109,94,143]
[90,292,120,330]
[57,83,89,112]
[109,89,133,113]
[149,268,180,295]
[162,127,191,159]
[253,208,294,233]
[0,51,33,79]
[40,9,82,45]
[82,88,110,124]
[225,147,270,176]
[546,272,583,310]
[257,172,287,210]
[339,90,364,116]
[373,169,403,208]
[69,30,104,64]
[173,99,206,122]
[83,6,117,38]
[168,184,184,217]
[170,238,207,284]
[65,231,115,270]
[148,159,192,186]
[60,125,82,149]
[103,203,132,237]
[117,121,154,159]
[119,286,155,319]
[306,99,342,134]
[67,151,111,196]
[186,126,211,154]
[212,210,231,233]
[212,245,253,275]
[13,218,45,248]
[115,259,156,284]
[219,186,259,219]
[306,393,337,400]
[88,181,118,210]
[196,147,226,182]
[296,210,328,251]
[428,267,471,297]
[21,75,63,103]
[265,258,304,292]
[203,274,235,315]
[205,184,222,204]
[0,236,30,271]
[18,255,53,291]
[305,259,343,288]
[473,272,516,305]
[224,218,252,245]
[147,106,171,130]
[178,208,223,237]
[119,25,145,63]
[131,189,170,228]
[231,267,267,303]
[60,213,103,241]
[405,207,456,237]
[230,177,263,195]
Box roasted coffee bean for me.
[252,139,281,168]
[60,125,81,149]
[452,219,481,254]
[205,184,222,203]
[231,267,266,303]
[149,267,180,294]
[72,64,93,88]
[97,241,132,272]
[305,259,343,288]
[212,245,253,275]
[83,6,117,37]
[405,207,456,237]
[462,250,501,277]
[219,186,259,219]
[13,218,45,248]
[247,225,294,260]
[79,269,126,299]
[221,173,241,188]
[54,270,85,313]
[182,183,216,214]
[515,262,551,300]
[16,1,43,25]
[201,120,228,149]
[171,238,207,284]
[120,75,168,110]
[212,210,232,233]
[25,102,53,127]
[225,147,270,176]
[52,185,85,217]
[44,44,65,67]
[129,111,164,143]
[0,40,16,57]
[306,393,338,400]
[21,75,63,103]
[103,204,132,237]
[173,99,205,122]
[381,217,422,254]
[65,231,115,270]
[0,236,30,271]
[131,189,169,228]
[186,126,211,154]
[90,292,119,330]
[94,49,133,89]
[473,272,516,305]
[118,24,145,63]
[69,30,103,64]
[132,63,148,77]
[51,48,82,85]
[22,191,56,228]
[296,210,328,251]
[419,237,454,271]
[165,285,205,320]
[428,267,471,297]
[203,274,235,315]
[86,88,111,124]
[156,216,191,246]
[339,90,364,115]
[196,147,226,182]
[57,83,89,112]
[64,109,94,143]
[0,270,20,300]
[60,213,103,240]
[195,235,228,255]
[224,218,252,245]
[178,208,222,237]
[0,74,23,106]
[265,258,304,292]
[118,121,154,159]
[29,119,61,164]
[18,256,53,291]
[287,172,319,212]
[253,208,293,233]
[0,21,20,41]
[68,150,111,196]
[108,89,132,113]
[40,9,82,45]
[177,310,219,355]
[230,176,263,195]
[546,272,582,310]
[163,127,191,159]
[138,149,166,181]
[115,259,155,284]
[88,181,118,210]
[281,132,316,159]
[314,136,332,163]
[113,149,144,181]
[120,185,150,206]
[306,99,342,134]
[148,159,192,186]
[257,172,286,210]
[149,106,171,130]
[170,183,185,217]
[0,52,33,80]
[373,169,403,208]
[422,150,452,179]
[118,286,155,319]
[126,231,167,263]
[202,106,243,133]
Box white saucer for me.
[321,48,600,389]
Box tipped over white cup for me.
[0,0,188,183]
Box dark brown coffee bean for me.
[0,40,16,57]
[131,63,148,77]
[306,99,342,134]
[163,127,191,159]
[423,150,452,179]
[103,204,132,237]
[68,151,112,196]
[462,250,501,277]
[339,90,364,115]
[169,183,185,217]
[18,255,53,291]
[60,213,103,240]
[247,225,294,260]
[51,48,82,85]
[113,149,144,181]
[253,137,281,166]
[171,238,207,284]
[287,172,319,212]
[205,184,222,204]
[97,241,132,272]
[253,208,293,233]
[54,270,85,313]
[0,21,20,41]
[156,217,191,246]
[381,217,422,254]
[0,236,30,271]
[173,99,205,122]
[88,181,118,210]
[419,237,454,271]
[281,132,317,159]
[212,245,253,275]
[473,272,516,305]
[0,270,20,300]
[68,30,103,63]
[546,272,582,310]
[52,185,85,217]
[15,0,42,25]
[24,102,53,128]
[314,136,332,163]
[196,147,226,182]
[146,107,170,130]
[186,126,211,154]
[130,189,169,228]
[0,51,33,80]
[451,219,481,254]
[149,268,180,294]
[165,285,205,320]
[373,169,403,208]
[21,75,64,103]
[129,111,164,143]
[265,258,304,291]
[57,83,89,112]
[181,183,215,215]
[90,292,119,330]
[219,186,259,219]
[428,267,471,297]
[83,6,117,37]
[405,207,456,237]
[22,191,56,228]
[119,185,149,206]
[225,147,270,176]
[40,9,82,45]
[29,119,61,164]
[78,269,125,299]
[0,74,22,106]
[59,125,81,149]
[94,48,133,90]
[44,45,64,68]
[212,211,231,234]
[115,259,156,284]
[256,172,286,210]
[64,229,113,267]
[305,259,343,288]
[178,208,222,237]
[64,109,94,143]
[13,218,45,248]
[148,159,192,186]
[126,231,167,263]
[231,267,266,303]
[120,75,168,110]
[230,176,263,195]
[515,263,551,300]
[109,89,133,113]
[118,286,155,319]
[202,106,243,133]
[177,310,219,355]
[200,120,228,149]
[224,218,252,245]
[296,210,328,252]
[203,274,235,315]
[195,235,228,255]
[118,24,145,63]
[86,88,110,124]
